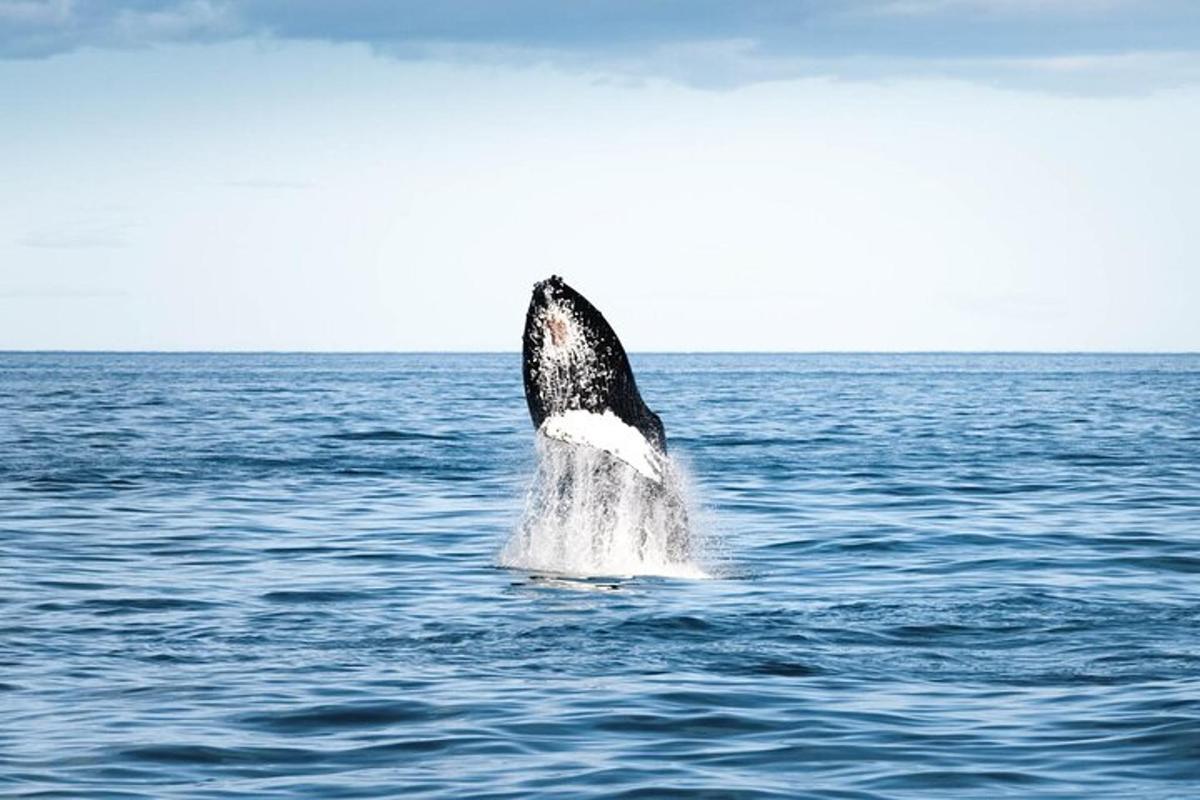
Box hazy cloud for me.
[2,0,1199,91]
[19,223,129,249]
[223,178,316,190]
[0,286,129,298]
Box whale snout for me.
[530,276,578,341]
[526,277,577,355]
[531,275,565,304]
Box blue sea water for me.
[2,352,1199,799]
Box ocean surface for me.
[3,352,1199,799]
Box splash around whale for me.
[497,276,709,579]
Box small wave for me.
[260,590,366,604]
[865,769,1052,791]
[323,430,456,442]
[735,659,824,678]
[1104,554,1200,574]
[236,700,452,733]
[79,430,144,440]
[617,614,716,636]
[593,710,779,737]
[81,597,217,614]
[35,579,112,591]
[15,474,142,493]
[119,743,315,766]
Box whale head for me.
[522,276,667,460]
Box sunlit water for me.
[2,352,1198,799]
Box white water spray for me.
[499,434,710,579]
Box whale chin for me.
[539,409,666,484]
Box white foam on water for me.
[498,434,712,580]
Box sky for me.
[2,1,1199,351]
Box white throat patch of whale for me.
[497,276,710,580]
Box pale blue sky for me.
[2,1,1199,350]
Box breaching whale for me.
[522,275,668,483]
[505,274,693,573]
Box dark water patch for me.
[78,597,219,614]
[336,551,408,562]
[1103,554,1200,574]
[614,614,717,638]
[262,545,343,556]
[117,743,318,767]
[78,430,145,441]
[260,590,369,604]
[594,711,779,737]
[333,467,391,477]
[34,580,113,591]
[236,699,458,733]
[1050,452,1148,467]
[323,430,458,442]
[865,769,1053,791]
[343,735,503,760]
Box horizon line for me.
[2,349,1198,356]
